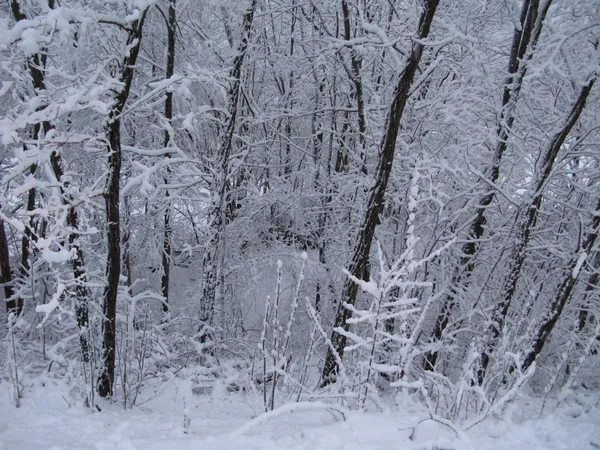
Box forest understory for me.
[1,0,599,447]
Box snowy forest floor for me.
[1,376,600,450]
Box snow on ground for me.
[1,377,599,450]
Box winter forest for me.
[1,0,600,448]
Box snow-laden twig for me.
[35,281,66,327]
[280,252,307,364]
[269,261,283,411]
[260,293,271,412]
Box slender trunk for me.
[283,6,296,177]
[425,0,552,370]
[321,0,440,386]
[341,0,367,174]
[98,11,147,398]
[334,108,352,174]
[202,0,257,327]
[0,216,17,314]
[19,167,36,282]
[576,251,600,335]
[50,153,91,362]
[122,196,133,292]
[521,201,600,371]
[9,0,57,318]
[312,71,327,312]
[161,0,176,314]
[10,0,90,351]
[478,77,596,383]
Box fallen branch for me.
[230,401,348,437]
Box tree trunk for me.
[161,0,176,315]
[98,11,147,398]
[521,199,600,371]
[576,251,600,337]
[0,215,17,314]
[9,0,91,354]
[50,154,91,362]
[202,0,257,329]
[341,0,367,174]
[321,0,440,386]
[6,1,53,318]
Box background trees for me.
[1,0,598,418]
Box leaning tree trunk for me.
[98,11,147,398]
[201,0,257,331]
[321,0,440,386]
[425,0,553,370]
[522,197,600,371]
[477,76,596,384]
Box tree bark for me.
[50,154,91,362]
[341,0,367,174]
[321,0,440,386]
[576,251,600,337]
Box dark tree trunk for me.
[99,117,122,398]
[0,216,17,314]
[321,0,440,386]
[576,251,600,336]
[98,11,147,398]
[11,0,93,359]
[521,201,600,371]
[8,0,55,319]
[50,153,91,362]
[425,0,552,370]
[19,166,36,282]
[341,0,367,174]
[161,0,176,314]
